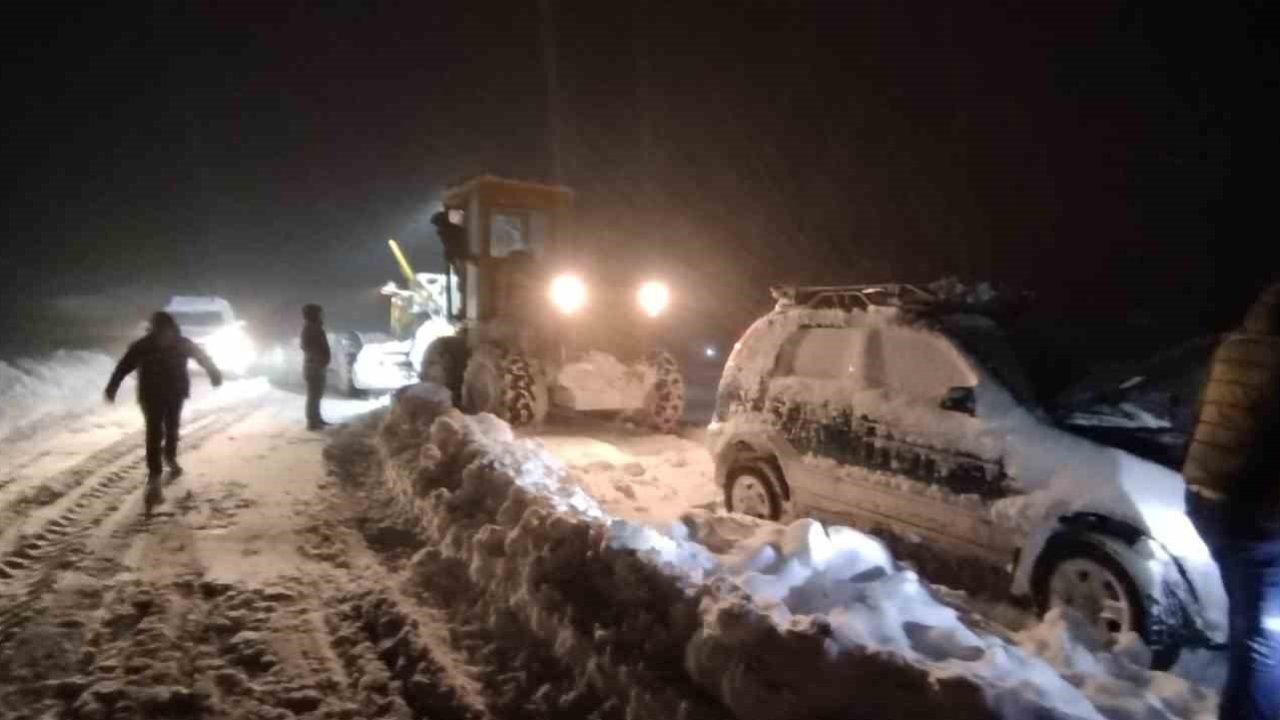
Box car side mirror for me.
[940,386,976,416]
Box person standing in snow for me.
[1184,280,1280,720]
[105,311,222,505]
[301,304,331,430]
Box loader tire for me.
[501,353,543,427]
[422,335,468,407]
[642,350,685,433]
[462,346,544,428]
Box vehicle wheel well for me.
[721,442,789,501]
[1031,532,1184,670]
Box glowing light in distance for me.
[550,273,588,315]
[637,281,670,318]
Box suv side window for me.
[860,326,1011,499]
[773,328,858,380]
[882,327,975,403]
[768,327,861,464]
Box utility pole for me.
[539,0,562,183]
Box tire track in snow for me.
[0,403,233,526]
[0,404,258,645]
[0,450,53,494]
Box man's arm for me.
[187,339,223,387]
[105,344,140,401]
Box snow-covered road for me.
[0,381,504,719]
[0,373,731,720]
[0,355,1228,720]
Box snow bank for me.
[1018,610,1219,720]
[372,383,1219,720]
[0,351,119,441]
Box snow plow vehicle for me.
[419,175,685,432]
[708,282,1226,668]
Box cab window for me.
[489,208,549,258]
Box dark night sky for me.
[0,1,1271,383]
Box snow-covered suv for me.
[163,296,256,377]
[707,284,1225,667]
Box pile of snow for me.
[373,382,1220,720]
[0,351,120,441]
[1017,610,1220,720]
[537,431,721,524]
[552,350,653,410]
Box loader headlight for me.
[636,280,670,318]
[550,273,588,315]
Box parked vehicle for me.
[162,296,256,377]
[707,283,1226,667]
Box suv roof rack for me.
[771,281,1034,321]
[770,283,939,311]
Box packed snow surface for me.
[376,381,1223,720]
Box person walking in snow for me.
[105,311,222,505]
[1184,280,1280,720]
[301,304,331,430]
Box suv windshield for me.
[170,311,226,328]
[933,314,1038,408]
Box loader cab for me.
[440,175,574,323]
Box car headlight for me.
[550,273,588,315]
[206,325,256,369]
[636,280,670,318]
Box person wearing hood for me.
[1184,281,1280,720]
[301,304,331,430]
[431,210,469,318]
[105,311,223,505]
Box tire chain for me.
[501,353,539,427]
[643,350,686,434]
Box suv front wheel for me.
[725,465,786,521]
[1032,538,1181,669]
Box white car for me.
[264,317,456,397]
[163,296,256,377]
[707,284,1225,667]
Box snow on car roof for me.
[164,296,234,314]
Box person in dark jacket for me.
[105,311,222,503]
[431,210,469,317]
[1184,281,1280,720]
[301,304,331,430]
